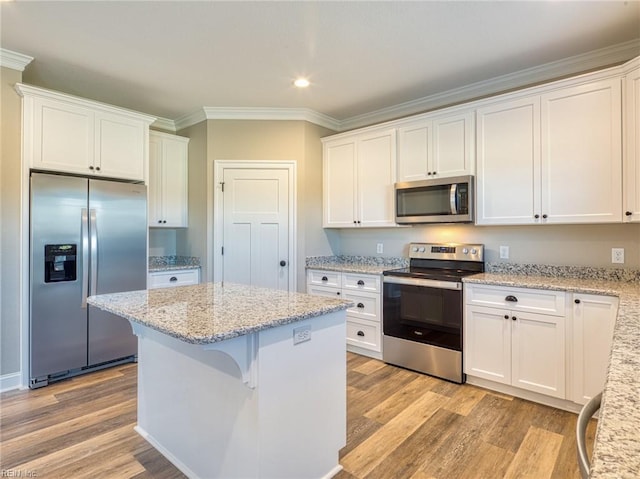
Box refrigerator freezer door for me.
[30,173,89,379]
[87,179,146,364]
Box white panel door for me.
[222,168,290,291]
[464,306,511,385]
[323,139,357,227]
[476,97,540,225]
[397,120,431,182]
[432,111,474,177]
[541,79,622,223]
[95,112,146,181]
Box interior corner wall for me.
[176,120,209,280]
[205,119,336,292]
[1,66,24,377]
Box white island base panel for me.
[131,311,346,479]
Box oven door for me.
[383,276,463,351]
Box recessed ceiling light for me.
[293,78,310,88]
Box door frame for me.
[211,160,297,289]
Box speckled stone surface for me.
[148,255,201,272]
[306,255,408,275]
[464,266,640,479]
[87,282,352,345]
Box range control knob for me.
[418,247,426,253]
[470,248,477,255]
[462,248,469,254]
[412,246,419,252]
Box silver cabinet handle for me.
[89,209,98,298]
[81,208,89,308]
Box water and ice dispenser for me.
[44,244,77,283]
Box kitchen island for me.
[88,282,351,479]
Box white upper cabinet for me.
[323,128,396,228]
[476,74,622,225]
[623,58,640,222]
[148,131,189,228]
[397,109,474,182]
[17,84,155,182]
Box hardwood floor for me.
[0,353,595,478]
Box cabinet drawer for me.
[148,269,200,289]
[343,290,380,322]
[342,272,380,293]
[306,284,342,298]
[346,318,381,352]
[307,269,341,288]
[465,284,565,316]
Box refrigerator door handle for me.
[81,208,89,308]
[89,209,98,298]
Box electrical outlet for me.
[499,245,510,259]
[376,243,384,254]
[293,325,311,345]
[611,248,625,264]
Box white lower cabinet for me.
[306,269,382,358]
[465,284,566,399]
[570,293,618,405]
[148,268,200,289]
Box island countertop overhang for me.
[87,282,352,345]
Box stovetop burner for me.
[383,243,485,282]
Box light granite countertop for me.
[148,255,201,273]
[463,270,639,479]
[306,255,408,275]
[87,282,352,345]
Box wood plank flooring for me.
[0,353,595,478]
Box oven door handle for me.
[383,275,462,290]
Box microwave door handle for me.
[450,184,458,214]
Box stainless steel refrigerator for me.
[30,172,147,388]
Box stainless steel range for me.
[382,242,484,383]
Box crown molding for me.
[338,39,640,131]
[0,48,34,72]
[174,106,341,132]
[151,116,178,132]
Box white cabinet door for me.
[323,129,396,228]
[397,111,474,183]
[32,96,95,174]
[323,139,357,227]
[464,305,512,385]
[432,111,474,178]
[95,112,146,181]
[511,310,565,399]
[397,120,431,182]
[148,131,189,228]
[541,79,622,223]
[476,96,540,225]
[624,64,640,222]
[571,294,618,405]
[358,129,396,227]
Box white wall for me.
[336,223,640,268]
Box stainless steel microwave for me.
[395,175,474,224]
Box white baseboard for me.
[0,371,23,392]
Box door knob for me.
[280,260,287,267]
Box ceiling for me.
[2,1,639,130]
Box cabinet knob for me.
[357,330,365,337]
[505,295,518,302]
[357,302,365,309]
[280,260,287,267]
[542,214,548,219]
[512,316,517,321]
[575,299,581,304]
[357,280,365,286]
[504,314,509,319]
[158,220,162,224]
[534,214,540,219]
[336,291,340,296]
[353,220,357,224]
[95,166,101,171]
[427,172,432,176]
[432,171,436,175]
[626,211,633,216]
[162,220,167,224]
[169,276,177,282]
[88,166,94,170]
